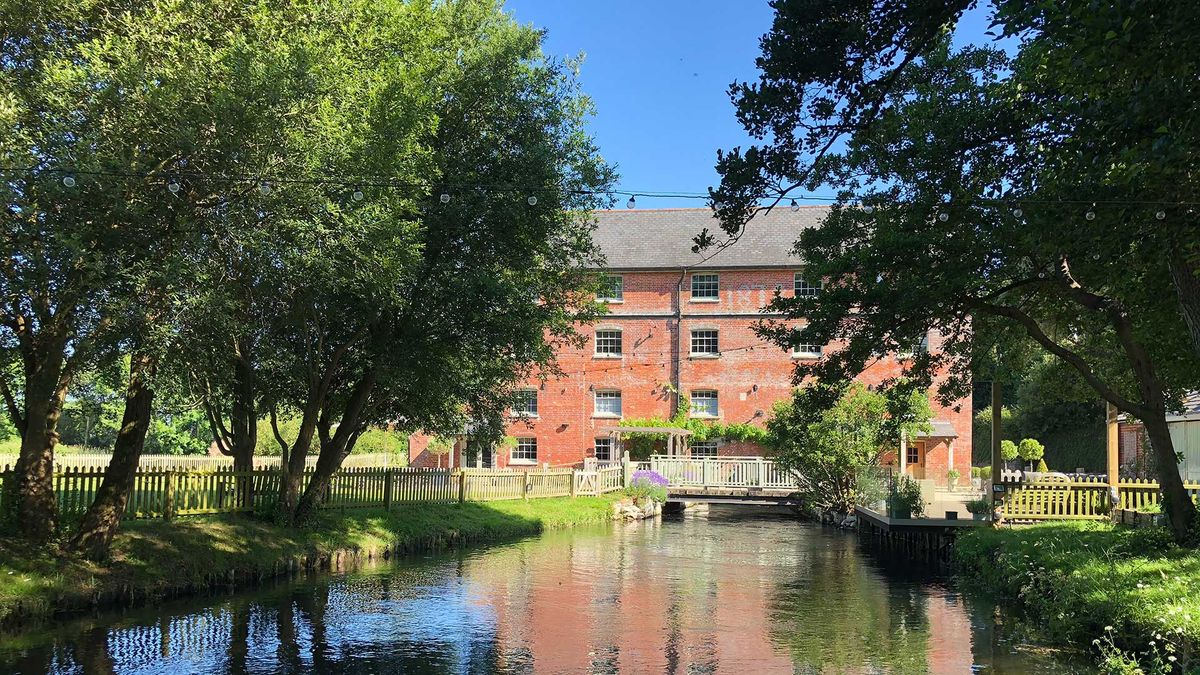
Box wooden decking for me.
[854,505,985,564]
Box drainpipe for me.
[671,266,686,419]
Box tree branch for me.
[967,298,1147,416]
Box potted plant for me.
[965,498,991,521]
[946,469,960,492]
[886,475,925,519]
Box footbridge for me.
[640,456,803,506]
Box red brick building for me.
[409,207,971,481]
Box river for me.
[0,506,1080,673]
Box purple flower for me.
[631,470,669,487]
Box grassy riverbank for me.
[0,495,620,628]
[955,522,1200,671]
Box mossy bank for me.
[0,496,620,630]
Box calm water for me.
[0,507,1080,674]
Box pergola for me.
[607,426,693,457]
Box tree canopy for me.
[1,0,613,549]
[714,0,1200,543]
[767,382,932,515]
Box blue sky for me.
[503,1,1001,208]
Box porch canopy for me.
[901,420,959,478]
[608,427,693,456]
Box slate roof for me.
[591,206,828,270]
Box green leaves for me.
[767,382,933,513]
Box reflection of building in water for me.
[6,515,1005,673]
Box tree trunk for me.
[229,355,257,509]
[1169,242,1200,361]
[1141,409,1196,542]
[67,353,156,560]
[14,355,68,541]
[291,370,376,524]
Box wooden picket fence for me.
[0,463,628,522]
[0,452,402,471]
[999,475,1200,521]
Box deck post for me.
[991,380,1003,508]
[1106,402,1120,506]
[457,470,467,504]
[622,451,632,487]
[570,469,578,498]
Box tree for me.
[767,382,932,516]
[1000,440,1018,466]
[1018,438,1045,472]
[712,1,1200,544]
[5,0,612,550]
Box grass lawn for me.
[955,521,1200,671]
[0,495,621,628]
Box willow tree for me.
[712,1,1200,543]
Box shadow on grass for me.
[0,495,619,629]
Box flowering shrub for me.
[624,470,669,503]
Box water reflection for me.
[0,507,1076,674]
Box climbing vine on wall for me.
[616,395,773,459]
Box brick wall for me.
[410,267,972,476]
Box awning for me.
[914,421,958,439]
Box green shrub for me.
[887,475,925,518]
[965,498,991,515]
[1036,458,1049,472]
[970,466,993,480]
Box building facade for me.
[409,208,971,481]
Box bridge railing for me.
[648,456,796,490]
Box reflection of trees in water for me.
[766,544,930,672]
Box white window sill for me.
[689,353,720,359]
[592,414,622,419]
[511,413,539,419]
[508,458,537,466]
[792,353,822,360]
[689,414,720,420]
[599,299,624,304]
[689,297,719,303]
[593,354,623,359]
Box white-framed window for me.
[899,333,930,359]
[594,437,613,462]
[794,274,822,297]
[691,273,719,300]
[594,389,622,417]
[792,343,823,359]
[691,440,718,458]
[512,438,537,464]
[512,389,538,417]
[598,275,623,302]
[690,329,719,356]
[689,390,718,418]
[595,329,622,356]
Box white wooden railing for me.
[648,455,797,490]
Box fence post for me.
[756,457,764,487]
[622,452,632,487]
[570,469,578,498]
[164,470,176,522]
[522,472,529,501]
[384,468,394,511]
[458,470,467,504]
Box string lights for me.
[15,166,1197,215]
